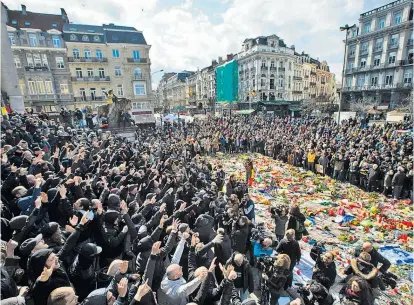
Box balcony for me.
[304,75,309,79]
[293,76,302,80]
[278,67,286,72]
[321,81,325,84]
[133,74,143,80]
[311,94,316,98]
[25,94,56,101]
[74,96,104,102]
[342,82,412,92]
[24,65,50,72]
[360,49,369,55]
[303,87,309,90]
[293,90,303,94]
[71,76,111,82]
[261,66,268,71]
[348,52,356,58]
[388,43,399,50]
[250,67,256,72]
[239,70,244,74]
[310,71,316,75]
[408,39,414,46]
[68,57,108,63]
[270,67,277,71]
[126,58,148,63]
[399,58,414,66]
[310,82,316,86]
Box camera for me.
[257,256,276,272]
[379,272,397,289]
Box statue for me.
[97,90,132,127]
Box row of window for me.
[349,32,413,56]
[347,71,412,87]
[71,48,140,59]
[11,20,58,28]
[361,11,403,35]
[8,33,62,48]
[14,54,65,69]
[24,79,70,95]
[348,48,413,69]
[73,67,142,78]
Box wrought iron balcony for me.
[293,90,303,94]
[310,82,316,86]
[126,58,148,63]
[74,96,105,102]
[24,65,50,71]
[388,43,399,50]
[71,76,111,82]
[399,58,414,66]
[311,94,316,98]
[270,67,277,71]
[25,94,56,101]
[68,57,108,63]
[304,75,309,78]
[407,39,414,46]
[279,67,286,72]
[303,87,309,90]
[293,76,302,80]
[321,81,325,84]
[261,66,268,71]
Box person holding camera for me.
[271,206,288,241]
[261,254,291,305]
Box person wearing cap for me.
[68,243,102,301]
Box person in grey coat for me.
[271,206,288,241]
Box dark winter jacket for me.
[225,253,254,293]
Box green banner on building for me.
[216,60,238,103]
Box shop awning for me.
[377,104,389,110]
[235,109,255,115]
[289,107,301,111]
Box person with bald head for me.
[225,252,254,301]
[158,232,206,305]
[361,242,390,274]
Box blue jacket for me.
[252,241,274,257]
[18,186,41,215]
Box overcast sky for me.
[5,0,392,89]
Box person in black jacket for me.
[230,216,249,254]
[261,254,291,305]
[311,251,337,290]
[275,229,301,288]
[225,252,254,301]
[340,276,374,305]
[360,242,390,274]
[287,205,307,241]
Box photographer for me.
[261,254,291,305]
[310,246,337,291]
[252,237,274,258]
[298,281,334,305]
[271,206,288,241]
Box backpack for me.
[295,218,306,233]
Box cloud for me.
[4,0,372,88]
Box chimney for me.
[60,8,67,20]
[226,54,233,61]
[212,59,217,66]
[218,56,223,64]
[290,45,295,50]
[21,4,27,15]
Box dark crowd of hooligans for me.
[0,111,408,305]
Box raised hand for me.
[159,203,166,213]
[34,196,42,209]
[120,260,128,274]
[179,202,186,211]
[191,232,199,247]
[80,212,89,225]
[39,260,55,282]
[40,192,48,203]
[212,234,223,244]
[120,200,128,214]
[69,215,78,227]
[151,241,161,255]
[117,277,128,298]
[209,257,217,272]
[58,185,67,198]
[97,202,103,215]
[182,232,190,240]
[135,279,151,301]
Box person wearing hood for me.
[193,213,215,244]
[224,252,254,301]
[41,222,65,254]
[230,216,249,254]
[157,231,205,305]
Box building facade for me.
[1,3,24,112]
[63,23,154,123]
[5,4,72,112]
[237,35,336,106]
[342,0,413,109]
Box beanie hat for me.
[28,248,53,282]
[108,194,121,211]
[41,222,59,239]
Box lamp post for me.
[338,24,356,124]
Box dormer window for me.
[52,23,57,28]
[25,21,31,26]
[93,35,100,42]
[82,35,89,41]
[70,34,77,41]
[12,20,17,25]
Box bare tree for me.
[393,93,413,113]
[350,97,378,116]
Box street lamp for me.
[338,24,356,124]
[152,69,164,75]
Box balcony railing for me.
[74,96,104,102]
[310,82,316,86]
[311,94,316,98]
[407,39,414,46]
[342,82,412,92]
[360,49,369,55]
[250,68,256,72]
[133,74,143,80]
[293,90,303,94]
[321,81,325,84]
[304,75,309,78]
[279,67,286,72]
[373,46,383,52]
[261,66,268,71]
[270,67,277,71]
[68,57,108,62]
[126,58,148,63]
[303,87,309,90]
[71,76,111,82]
[25,65,49,71]
[310,71,316,75]
[399,58,414,66]
[388,43,399,50]
[25,94,56,101]
[348,52,356,57]
[293,76,302,80]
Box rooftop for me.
[360,0,411,18]
[6,4,68,31]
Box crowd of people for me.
[0,111,411,305]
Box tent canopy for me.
[163,113,178,121]
[235,109,255,115]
